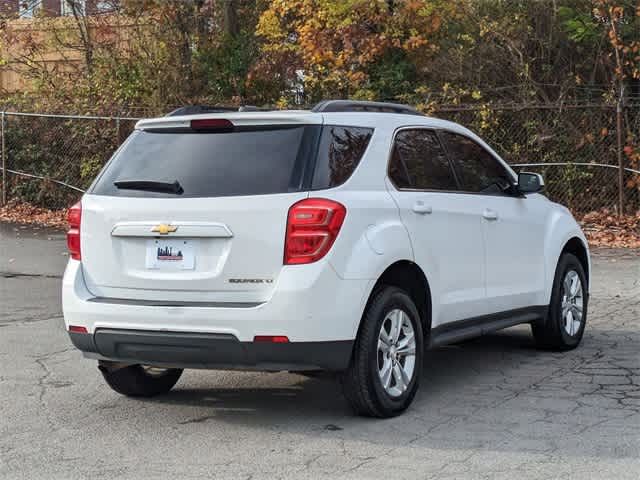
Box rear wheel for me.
[532,253,588,351]
[342,286,424,418]
[99,362,183,397]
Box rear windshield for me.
[91,124,373,198]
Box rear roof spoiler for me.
[137,112,322,130]
[166,105,266,117]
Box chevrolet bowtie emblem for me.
[151,224,178,235]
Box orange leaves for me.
[0,201,67,229]
[593,0,640,82]
[256,0,455,97]
[403,35,429,51]
[580,210,640,248]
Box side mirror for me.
[517,172,544,194]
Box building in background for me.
[0,0,123,93]
[0,0,116,19]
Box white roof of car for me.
[135,109,469,135]
[133,107,513,180]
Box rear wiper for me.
[114,180,184,195]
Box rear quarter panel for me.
[324,190,414,281]
[321,188,415,339]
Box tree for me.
[255,0,460,105]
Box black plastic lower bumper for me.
[68,329,353,371]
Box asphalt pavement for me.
[0,222,639,479]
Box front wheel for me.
[342,286,424,418]
[532,252,588,351]
[99,362,183,397]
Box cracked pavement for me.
[1,222,639,479]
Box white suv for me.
[63,100,590,417]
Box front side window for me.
[441,132,513,194]
[389,129,458,190]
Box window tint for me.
[389,129,457,190]
[311,126,373,189]
[441,132,512,194]
[91,126,319,198]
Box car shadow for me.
[140,323,639,459]
[149,325,540,423]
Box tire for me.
[532,253,588,351]
[99,362,183,397]
[342,286,424,418]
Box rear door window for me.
[388,129,458,190]
[91,126,320,198]
[440,131,513,194]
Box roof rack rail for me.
[166,105,265,116]
[311,100,423,116]
[238,105,262,112]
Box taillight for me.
[66,201,82,260]
[284,198,346,265]
[254,335,289,343]
[190,118,234,132]
[68,325,88,334]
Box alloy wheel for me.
[561,270,584,336]
[377,309,417,398]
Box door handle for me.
[412,202,432,215]
[482,209,498,221]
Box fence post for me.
[616,99,625,216]
[115,117,120,147]
[1,111,5,206]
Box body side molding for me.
[429,306,547,348]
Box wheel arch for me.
[561,236,590,287]
[358,260,432,341]
[542,208,591,303]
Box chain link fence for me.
[434,104,640,214]
[0,112,139,209]
[0,104,639,213]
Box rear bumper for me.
[69,329,353,371]
[63,259,372,369]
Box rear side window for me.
[91,126,319,198]
[311,126,373,189]
[440,132,513,194]
[389,129,457,190]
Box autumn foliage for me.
[0,1,640,241]
[254,0,459,102]
[0,0,637,114]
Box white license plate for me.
[145,239,195,270]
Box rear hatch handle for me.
[111,222,233,238]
